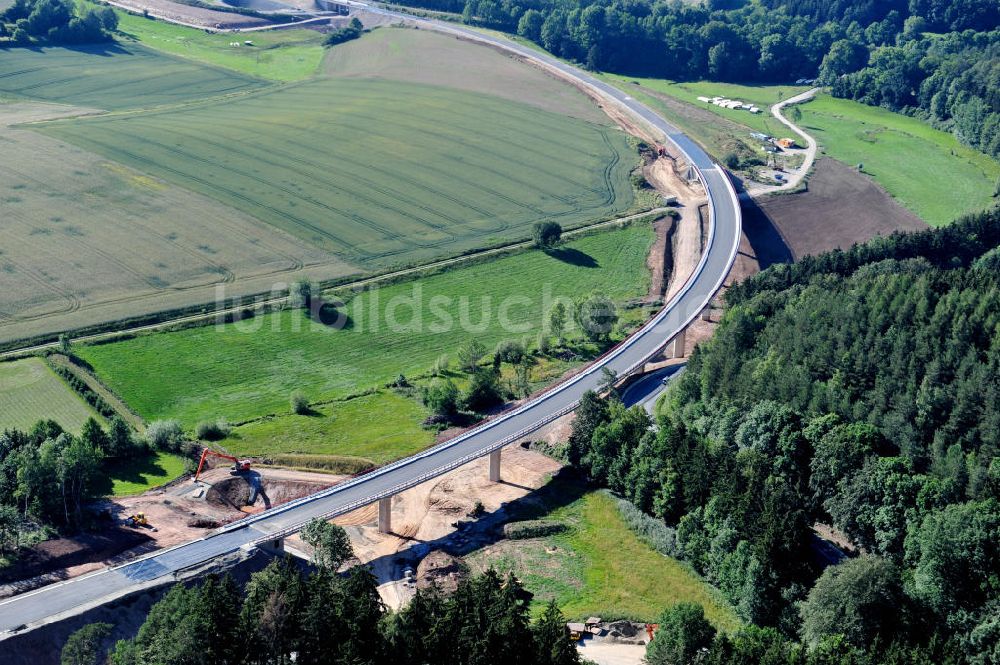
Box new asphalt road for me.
[0,11,742,637]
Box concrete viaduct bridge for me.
[0,7,741,638]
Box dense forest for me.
[65,555,581,665]
[569,206,1000,663]
[0,415,147,553]
[393,0,1000,160]
[0,0,117,45]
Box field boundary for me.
[0,208,666,358]
[45,354,146,429]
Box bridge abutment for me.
[259,537,284,556]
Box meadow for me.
[227,390,435,464]
[0,358,102,433]
[111,7,325,82]
[467,481,741,628]
[76,224,654,428]
[0,42,265,110]
[799,94,1000,226]
[41,76,639,269]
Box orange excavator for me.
[193,448,252,483]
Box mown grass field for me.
[0,358,102,433]
[76,225,653,428]
[0,42,265,110]
[41,76,638,268]
[799,94,1000,226]
[468,483,741,628]
[100,451,188,497]
[227,390,435,463]
[111,7,325,82]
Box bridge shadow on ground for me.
[363,462,591,582]
[739,197,794,269]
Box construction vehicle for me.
[126,512,148,527]
[194,448,252,483]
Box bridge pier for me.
[489,449,502,483]
[667,327,687,358]
[377,496,393,534]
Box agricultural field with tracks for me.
[76,224,654,429]
[0,26,648,345]
[0,42,265,110]
[0,103,355,346]
[40,76,639,269]
[0,357,102,433]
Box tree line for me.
[65,552,581,665]
[1,0,117,46]
[568,205,1000,663]
[829,29,1000,160]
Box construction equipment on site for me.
[194,448,252,483]
[126,513,148,527]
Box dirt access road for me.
[744,87,820,197]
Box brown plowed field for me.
[750,157,927,261]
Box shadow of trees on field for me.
[546,247,599,268]
[93,453,169,496]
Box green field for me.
[112,8,325,82]
[227,390,435,463]
[76,225,653,428]
[468,483,740,628]
[0,42,265,110]
[101,451,188,497]
[799,94,1000,226]
[604,75,806,139]
[0,358,102,433]
[41,77,638,268]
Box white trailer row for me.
[697,95,760,113]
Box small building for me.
[696,96,711,103]
[567,623,586,640]
[776,137,797,149]
[750,132,771,141]
[585,617,602,627]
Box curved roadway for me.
[0,10,741,637]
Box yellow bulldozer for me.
[126,512,149,528]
